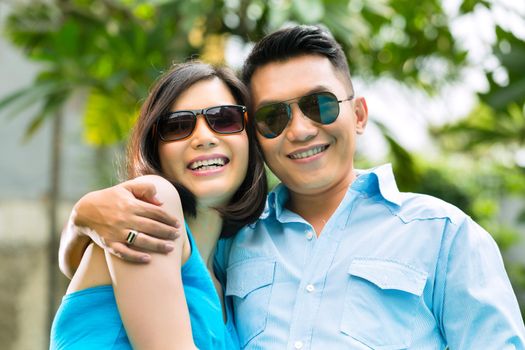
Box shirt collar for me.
[260,182,289,220]
[260,163,402,221]
[353,163,402,206]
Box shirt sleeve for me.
[438,216,525,348]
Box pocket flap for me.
[226,259,276,299]
[348,258,427,296]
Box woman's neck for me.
[186,206,223,269]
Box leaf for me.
[484,76,525,111]
[374,120,419,190]
[481,27,525,111]
[434,101,525,152]
[459,0,491,14]
[0,81,52,112]
[83,89,136,146]
[53,20,80,57]
[22,90,69,141]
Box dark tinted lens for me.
[158,112,195,141]
[255,103,289,138]
[206,106,245,133]
[299,92,339,125]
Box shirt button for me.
[306,284,315,293]
[306,231,314,240]
[294,340,304,349]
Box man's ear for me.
[354,97,368,134]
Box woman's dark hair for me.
[127,61,267,237]
[242,25,353,92]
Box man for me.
[61,25,525,349]
[212,25,525,349]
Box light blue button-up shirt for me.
[215,164,525,349]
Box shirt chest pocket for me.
[225,258,276,348]
[341,258,428,350]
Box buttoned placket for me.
[285,191,360,350]
[286,218,345,350]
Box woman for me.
[50,61,267,349]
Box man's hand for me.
[73,179,182,263]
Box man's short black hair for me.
[242,25,353,91]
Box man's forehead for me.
[249,55,347,107]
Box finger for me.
[130,216,182,240]
[108,242,152,263]
[134,200,182,229]
[129,231,175,254]
[122,181,163,206]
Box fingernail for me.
[153,195,163,204]
[141,255,151,263]
[174,220,181,228]
[164,243,174,252]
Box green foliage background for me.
[1,0,524,320]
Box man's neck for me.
[286,171,356,235]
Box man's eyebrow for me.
[255,85,333,109]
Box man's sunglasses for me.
[254,91,354,139]
[156,105,247,141]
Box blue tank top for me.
[50,225,239,349]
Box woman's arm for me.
[106,175,196,349]
[58,214,92,279]
[59,180,182,279]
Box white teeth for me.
[189,158,226,170]
[289,146,326,159]
[199,165,221,171]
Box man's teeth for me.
[189,158,226,170]
[289,146,327,159]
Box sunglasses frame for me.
[155,104,248,142]
[254,91,354,139]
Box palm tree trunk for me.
[46,108,63,346]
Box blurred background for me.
[0,0,524,348]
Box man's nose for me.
[284,104,318,142]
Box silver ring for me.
[126,230,138,245]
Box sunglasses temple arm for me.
[151,121,157,139]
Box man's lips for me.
[287,144,329,160]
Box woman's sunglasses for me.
[156,104,247,141]
[254,91,354,139]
